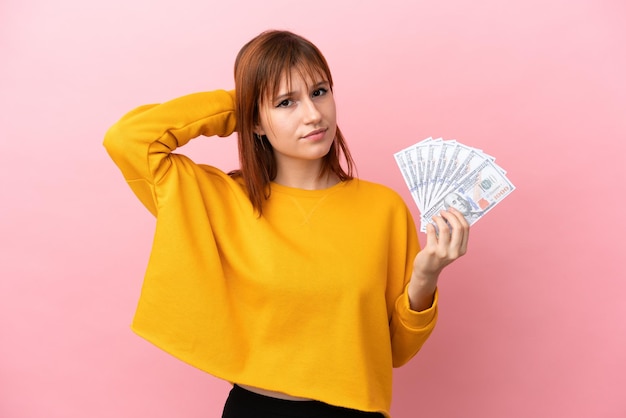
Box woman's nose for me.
[301,98,322,124]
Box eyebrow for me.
[274,80,330,102]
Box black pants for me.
[222,385,385,418]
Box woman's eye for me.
[312,88,328,97]
[276,99,292,108]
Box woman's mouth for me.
[303,128,327,141]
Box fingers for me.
[440,208,470,255]
[430,214,451,244]
[429,208,469,257]
[416,209,470,281]
[425,222,438,248]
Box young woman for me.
[104,30,469,418]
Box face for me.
[256,69,337,173]
[444,193,471,215]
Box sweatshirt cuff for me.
[395,285,438,331]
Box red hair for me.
[230,30,355,215]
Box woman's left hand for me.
[407,207,470,311]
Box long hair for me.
[230,30,355,215]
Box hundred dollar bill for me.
[426,140,455,209]
[430,147,489,207]
[421,138,442,210]
[420,158,515,232]
[393,148,421,212]
[394,137,432,213]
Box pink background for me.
[2,0,625,417]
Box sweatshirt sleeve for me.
[103,89,237,215]
[388,202,439,367]
[390,286,438,367]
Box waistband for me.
[223,385,383,418]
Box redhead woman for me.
[103,30,469,418]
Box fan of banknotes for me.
[394,137,515,232]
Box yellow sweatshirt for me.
[103,89,437,417]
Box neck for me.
[273,162,339,190]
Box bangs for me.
[258,43,333,105]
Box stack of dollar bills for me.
[394,137,515,232]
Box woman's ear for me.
[254,125,266,136]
